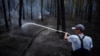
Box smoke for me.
[9,9,18,25]
[24,0,49,19]
[3,0,50,25]
[9,0,50,19]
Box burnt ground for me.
[0,15,100,56]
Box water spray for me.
[22,22,65,33]
[22,22,66,33]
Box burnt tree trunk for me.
[48,0,50,13]
[26,0,28,17]
[87,0,93,23]
[50,0,53,15]
[19,0,23,27]
[31,0,33,20]
[8,0,11,24]
[52,0,55,16]
[96,0,100,16]
[56,0,61,30]
[0,3,2,14]
[23,0,25,20]
[2,0,9,31]
[41,0,43,22]
[54,0,57,17]
[60,0,66,32]
[46,0,49,11]
[60,0,66,38]
[94,0,100,33]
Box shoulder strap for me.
[77,35,85,49]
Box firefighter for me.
[64,24,93,56]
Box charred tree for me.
[0,1,3,17]
[87,0,93,23]
[47,0,50,13]
[23,0,25,20]
[96,0,100,16]
[52,0,55,15]
[8,0,11,24]
[56,0,61,30]
[52,0,55,16]
[41,0,43,22]
[60,0,66,32]
[94,0,100,33]
[46,0,50,13]
[2,0,9,31]
[26,0,28,17]
[59,0,66,38]
[54,0,57,17]
[50,0,53,15]
[19,0,23,27]
[31,0,33,20]
[84,0,88,19]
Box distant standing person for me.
[64,24,93,56]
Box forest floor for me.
[0,15,100,56]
